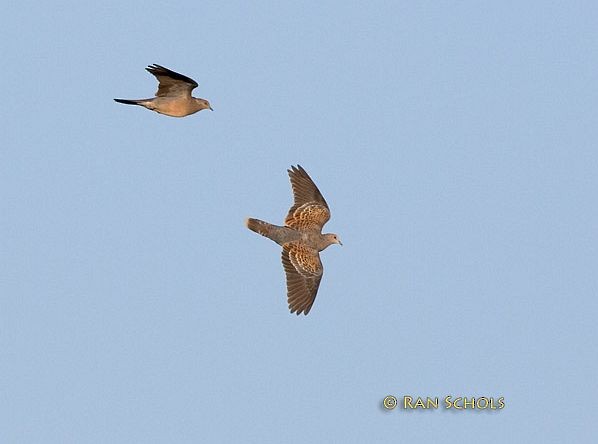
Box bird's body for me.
[114,97,209,117]
[114,64,212,118]
[246,219,338,252]
[246,166,342,315]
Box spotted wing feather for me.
[281,243,323,315]
[285,165,330,231]
[286,203,330,231]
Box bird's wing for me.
[284,165,330,231]
[146,64,198,98]
[281,243,323,315]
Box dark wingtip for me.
[288,164,302,175]
[146,64,167,75]
[289,304,310,316]
[145,64,159,73]
[288,164,308,179]
[145,64,199,87]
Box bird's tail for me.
[246,218,295,246]
[245,218,276,238]
[114,98,144,106]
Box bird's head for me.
[196,98,213,111]
[324,233,343,247]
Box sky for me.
[1,1,597,442]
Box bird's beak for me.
[209,106,214,111]
[338,239,343,246]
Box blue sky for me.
[1,1,597,442]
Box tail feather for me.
[245,218,274,238]
[114,98,143,105]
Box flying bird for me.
[246,165,342,315]
[114,64,212,117]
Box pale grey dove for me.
[246,165,342,315]
[114,64,212,117]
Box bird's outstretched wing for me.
[146,64,198,98]
[284,165,330,232]
[281,243,323,315]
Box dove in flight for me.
[114,64,212,117]
[246,165,342,315]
